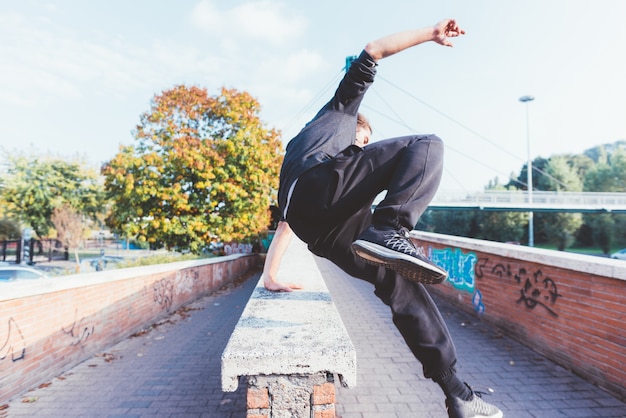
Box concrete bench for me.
[221,237,356,418]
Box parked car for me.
[610,248,626,260]
[0,266,49,282]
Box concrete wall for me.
[413,231,626,400]
[0,254,260,402]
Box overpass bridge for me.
[428,190,626,213]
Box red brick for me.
[313,407,336,418]
[312,382,335,405]
[247,387,269,409]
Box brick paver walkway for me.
[315,257,626,418]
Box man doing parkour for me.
[261,18,503,418]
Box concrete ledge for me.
[414,230,626,281]
[0,254,248,301]
[221,237,357,394]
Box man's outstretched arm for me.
[365,18,465,62]
[262,221,303,292]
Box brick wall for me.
[246,374,335,418]
[413,231,626,401]
[0,254,260,402]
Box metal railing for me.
[429,191,626,213]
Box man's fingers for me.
[264,281,303,292]
[444,19,465,38]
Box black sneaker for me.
[352,226,448,285]
[445,386,503,418]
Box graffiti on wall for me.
[514,267,561,317]
[472,289,485,314]
[483,260,562,317]
[0,317,26,362]
[153,278,175,311]
[431,247,478,293]
[62,309,95,346]
[430,247,485,314]
[224,242,253,255]
[430,247,563,317]
[176,270,198,294]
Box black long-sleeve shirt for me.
[278,50,377,218]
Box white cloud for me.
[0,1,326,158]
[0,9,216,107]
[0,1,314,110]
[190,0,307,47]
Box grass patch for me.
[114,253,206,268]
[533,243,608,256]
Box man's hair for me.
[357,112,372,134]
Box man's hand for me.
[263,274,303,292]
[432,19,465,47]
[364,18,465,61]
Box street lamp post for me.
[519,95,535,247]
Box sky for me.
[1,0,625,194]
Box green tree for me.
[102,85,283,254]
[427,210,478,238]
[566,153,595,181]
[507,156,549,191]
[612,214,626,248]
[585,148,626,192]
[478,181,528,243]
[584,139,626,164]
[0,218,21,240]
[583,147,626,252]
[0,153,104,238]
[589,213,614,254]
[535,156,583,250]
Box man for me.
[262,19,503,418]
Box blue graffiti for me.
[472,289,485,315]
[430,247,477,293]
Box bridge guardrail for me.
[430,191,626,212]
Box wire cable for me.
[280,69,344,136]
[377,76,570,191]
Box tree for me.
[583,147,626,252]
[51,204,85,270]
[589,213,614,254]
[584,148,626,192]
[102,85,283,254]
[507,156,549,191]
[0,218,21,240]
[426,210,478,238]
[0,153,105,238]
[535,156,583,250]
[584,139,626,164]
[474,180,528,243]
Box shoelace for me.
[383,228,420,256]
[467,390,499,415]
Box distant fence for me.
[0,239,68,264]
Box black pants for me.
[286,134,457,379]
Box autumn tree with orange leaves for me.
[102,85,283,253]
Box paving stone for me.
[314,257,626,418]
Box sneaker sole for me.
[352,240,448,285]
